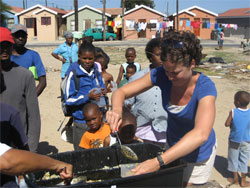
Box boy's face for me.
[79,51,95,72]
[125,50,136,63]
[126,68,136,79]
[84,108,103,132]
[150,46,162,68]
[12,31,27,48]
[0,42,12,62]
[96,57,107,70]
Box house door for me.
[138,19,146,38]
[193,18,200,37]
[83,19,91,32]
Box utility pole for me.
[23,0,25,9]
[25,0,27,9]
[74,0,78,31]
[45,0,47,6]
[166,1,169,16]
[102,0,106,41]
[121,0,125,40]
[176,0,179,31]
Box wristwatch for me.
[156,155,165,168]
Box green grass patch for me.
[194,67,220,76]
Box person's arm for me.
[51,52,66,63]
[116,65,124,85]
[32,51,47,96]
[37,75,46,97]
[0,148,73,180]
[25,73,41,153]
[106,72,153,132]
[225,110,232,127]
[65,71,90,106]
[131,95,216,175]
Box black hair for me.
[82,103,100,116]
[161,31,203,67]
[126,63,136,72]
[95,47,110,63]
[82,36,93,45]
[145,38,161,60]
[126,47,136,55]
[95,55,108,69]
[234,91,250,107]
[78,40,96,56]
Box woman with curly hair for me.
[106,31,217,186]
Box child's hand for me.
[88,89,101,100]
[100,88,108,95]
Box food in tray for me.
[42,172,60,180]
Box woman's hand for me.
[88,89,101,100]
[106,110,122,133]
[131,158,160,175]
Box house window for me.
[41,17,51,25]
[95,20,103,29]
[202,18,210,29]
[126,20,135,30]
[150,19,157,30]
[7,18,14,29]
[25,18,35,28]
[70,20,75,31]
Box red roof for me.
[218,8,250,17]
[97,8,122,16]
[10,6,24,13]
[46,6,68,14]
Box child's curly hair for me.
[161,31,203,67]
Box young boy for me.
[225,91,250,187]
[95,55,113,92]
[118,64,136,88]
[104,110,142,146]
[116,47,141,85]
[79,103,111,149]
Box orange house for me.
[124,5,166,40]
[172,6,218,39]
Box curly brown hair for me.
[161,31,203,67]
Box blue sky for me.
[3,0,250,15]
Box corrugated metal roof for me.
[10,6,24,13]
[218,8,250,17]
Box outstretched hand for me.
[131,158,160,175]
[106,110,122,133]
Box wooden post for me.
[122,0,125,40]
[176,0,179,31]
[102,0,106,41]
[74,0,78,31]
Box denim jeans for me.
[73,121,89,151]
[228,141,250,173]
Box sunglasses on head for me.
[164,40,184,49]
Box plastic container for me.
[25,143,186,187]
[89,88,106,107]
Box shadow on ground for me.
[215,155,250,178]
[37,141,58,155]
[214,155,232,178]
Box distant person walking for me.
[11,24,47,96]
[219,29,224,50]
[52,31,78,79]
